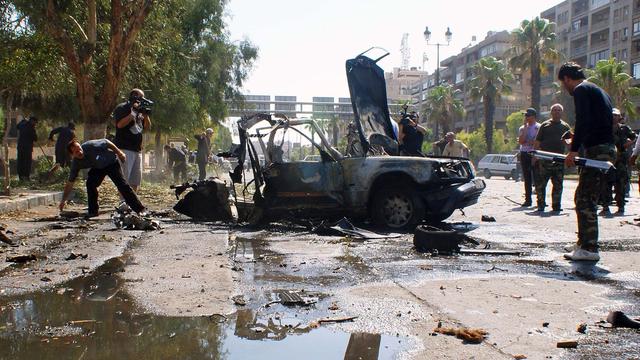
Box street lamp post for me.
[424,26,452,139]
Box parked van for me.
[477,154,519,180]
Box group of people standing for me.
[517,62,638,262]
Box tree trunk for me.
[2,93,13,195]
[332,119,339,147]
[484,97,495,154]
[530,50,541,111]
[154,128,163,175]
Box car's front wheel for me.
[371,186,425,230]
[483,169,492,179]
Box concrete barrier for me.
[0,191,64,213]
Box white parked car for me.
[477,154,519,180]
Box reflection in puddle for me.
[0,258,404,359]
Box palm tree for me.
[467,56,513,153]
[586,57,640,118]
[509,17,560,111]
[423,84,464,137]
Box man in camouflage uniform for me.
[600,108,636,215]
[558,62,615,262]
[534,104,571,212]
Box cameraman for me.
[113,88,151,193]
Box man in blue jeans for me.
[59,139,147,217]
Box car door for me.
[263,156,345,210]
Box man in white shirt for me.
[442,132,469,158]
[518,108,541,207]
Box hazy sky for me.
[227,0,561,100]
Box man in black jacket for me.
[557,62,616,262]
[47,122,76,177]
[16,116,38,181]
[195,128,213,180]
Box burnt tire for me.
[483,169,491,179]
[371,186,425,230]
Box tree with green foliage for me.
[456,126,512,164]
[508,16,560,111]
[4,0,256,142]
[585,58,640,118]
[422,84,464,137]
[467,56,513,154]
[505,111,525,150]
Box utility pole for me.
[424,26,453,139]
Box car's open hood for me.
[345,52,397,154]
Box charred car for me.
[177,51,485,229]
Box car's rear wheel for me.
[510,169,518,180]
[504,175,511,180]
[483,169,491,179]
[372,186,425,230]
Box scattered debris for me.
[556,340,578,348]
[65,252,88,261]
[171,178,235,221]
[207,314,227,323]
[317,316,358,324]
[40,276,51,282]
[275,290,318,306]
[577,323,587,334]
[542,322,550,327]
[232,295,247,306]
[513,355,527,360]
[459,249,522,256]
[413,225,478,254]
[112,208,160,231]
[313,217,399,240]
[481,215,496,222]
[486,265,508,272]
[606,311,640,329]
[0,231,14,246]
[6,254,37,263]
[328,302,340,311]
[433,326,487,344]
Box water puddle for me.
[0,258,405,359]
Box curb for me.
[0,192,64,213]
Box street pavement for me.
[0,177,639,359]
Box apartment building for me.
[385,67,428,104]
[411,31,530,132]
[541,0,640,110]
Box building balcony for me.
[590,20,610,32]
[591,39,610,51]
[571,26,589,37]
[572,44,588,56]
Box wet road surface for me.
[1,178,639,359]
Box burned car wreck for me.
[174,51,485,229]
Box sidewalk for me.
[0,190,64,213]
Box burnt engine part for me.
[172,178,234,221]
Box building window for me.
[633,62,640,79]
[634,21,640,35]
[589,49,609,66]
[455,72,464,84]
[622,49,628,59]
[572,20,583,31]
[591,0,610,9]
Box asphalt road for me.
[0,178,639,359]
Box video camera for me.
[130,95,154,115]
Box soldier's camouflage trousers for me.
[534,160,564,210]
[575,144,616,250]
[598,157,628,210]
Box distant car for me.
[302,155,321,162]
[477,154,519,180]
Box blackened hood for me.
[345,54,397,153]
